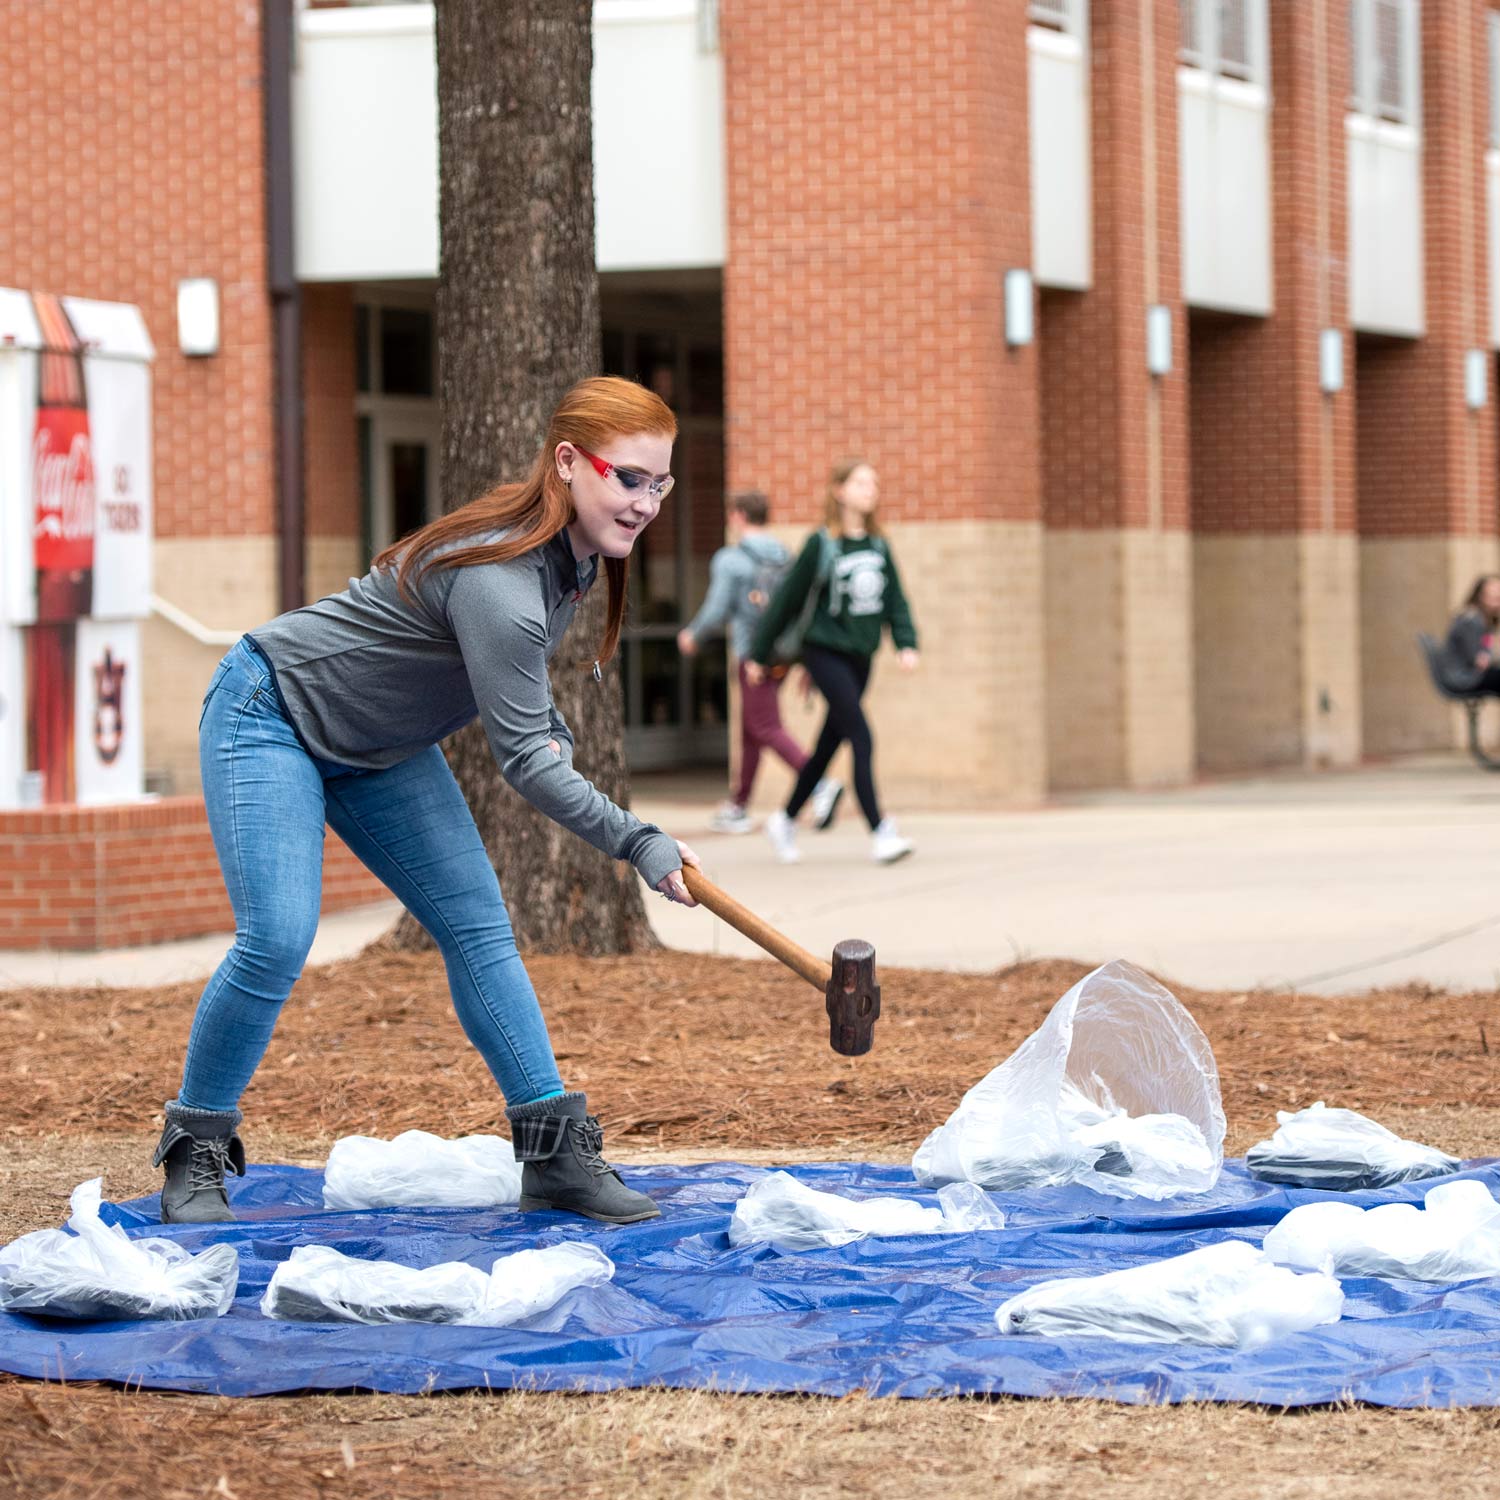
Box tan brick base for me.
[1045,528,1195,791]
[1359,536,1500,756]
[306,535,365,608]
[145,536,280,796]
[0,797,389,951]
[1193,532,1362,772]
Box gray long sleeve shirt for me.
[247,530,679,890]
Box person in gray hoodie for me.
[678,492,842,834]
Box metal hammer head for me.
[825,938,880,1056]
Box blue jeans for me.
[178,639,564,1113]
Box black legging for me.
[786,644,881,829]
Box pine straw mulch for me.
[2,946,1500,1500]
[1,947,1497,1158]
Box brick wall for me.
[301,283,364,602]
[303,284,361,543]
[0,0,275,544]
[0,798,389,951]
[1040,0,1194,790]
[1190,0,1354,539]
[1040,0,1189,535]
[721,0,1038,527]
[721,0,1047,803]
[1357,0,1498,755]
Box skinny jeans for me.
[176,639,564,1114]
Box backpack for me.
[759,530,837,667]
[741,544,791,623]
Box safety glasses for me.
[572,444,675,504]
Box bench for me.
[1416,632,1500,770]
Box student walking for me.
[155,377,701,1229]
[677,491,842,834]
[746,460,919,866]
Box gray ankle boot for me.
[506,1092,660,1225]
[152,1102,246,1224]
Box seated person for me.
[1439,574,1500,693]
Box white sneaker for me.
[709,801,754,834]
[765,810,802,864]
[871,817,913,864]
[809,777,845,831]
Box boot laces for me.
[575,1115,612,1177]
[186,1137,232,1195]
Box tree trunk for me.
[390,0,658,955]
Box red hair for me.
[373,376,677,665]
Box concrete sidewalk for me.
[4,753,1499,994]
[642,754,1500,995]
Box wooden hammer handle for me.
[680,865,832,990]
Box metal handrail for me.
[149,594,242,647]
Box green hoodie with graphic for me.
[749,529,918,663]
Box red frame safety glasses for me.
[572,444,675,504]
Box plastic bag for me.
[914,960,1225,1199]
[1264,1179,1500,1282]
[1245,1102,1461,1192]
[322,1130,522,1211]
[0,1179,238,1321]
[727,1171,1006,1253]
[996,1239,1343,1348]
[261,1241,614,1326]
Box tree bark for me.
[390,0,658,955]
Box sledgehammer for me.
[680,866,881,1056]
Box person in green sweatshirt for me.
[746,459,919,865]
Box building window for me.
[1028,0,1081,36]
[1349,0,1419,126]
[1490,11,1500,148]
[355,303,435,399]
[1179,0,1268,86]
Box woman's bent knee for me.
[227,923,318,996]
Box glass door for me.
[367,408,441,558]
[602,318,728,771]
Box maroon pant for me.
[734,661,809,806]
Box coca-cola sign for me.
[33,406,95,573]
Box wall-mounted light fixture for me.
[176,278,220,357]
[1004,268,1034,347]
[1146,304,1172,376]
[1465,348,1488,410]
[1318,328,1344,393]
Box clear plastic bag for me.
[727,1171,1006,1253]
[1245,1103,1461,1192]
[1264,1179,1500,1282]
[0,1178,238,1321]
[321,1129,522,1211]
[914,960,1225,1199]
[261,1241,614,1326]
[995,1240,1343,1348]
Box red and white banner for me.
[0,287,154,806]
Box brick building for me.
[2,0,1498,944]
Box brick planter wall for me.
[0,799,390,952]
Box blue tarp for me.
[2,1159,1499,1406]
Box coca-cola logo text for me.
[32,428,96,544]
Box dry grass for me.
[1,947,1498,1498]
[5,1379,1500,1500]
